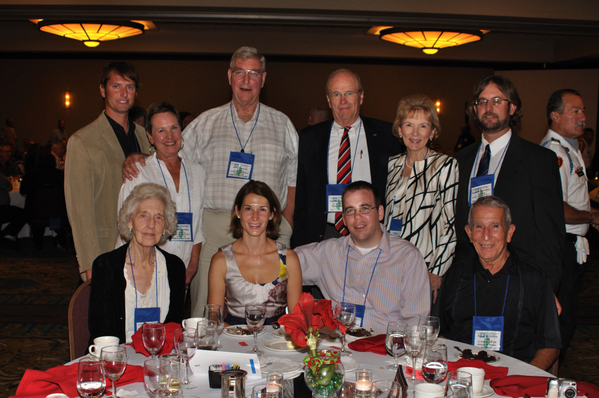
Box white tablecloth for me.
[84,326,552,398]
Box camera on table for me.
[547,378,577,398]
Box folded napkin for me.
[348,334,387,355]
[448,359,509,380]
[130,322,180,357]
[12,362,143,398]
[490,375,599,398]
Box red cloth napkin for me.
[12,362,143,398]
[130,322,180,357]
[348,334,387,355]
[448,359,509,380]
[490,375,599,398]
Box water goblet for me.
[404,325,427,382]
[143,358,162,396]
[422,344,448,384]
[245,304,266,354]
[385,320,407,370]
[77,358,106,398]
[100,345,127,397]
[203,304,224,349]
[422,316,440,347]
[142,323,166,359]
[335,302,356,356]
[174,328,198,389]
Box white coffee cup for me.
[414,383,445,398]
[458,367,485,394]
[182,317,206,330]
[88,336,119,357]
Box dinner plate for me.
[453,351,502,365]
[223,325,265,337]
[473,385,494,397]
[263,338,305,352]
[261,356,301,374]
[340,356,359,372]
[271,328,291,339]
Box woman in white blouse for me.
[384,94,459,304]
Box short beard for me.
[474,112,510,135]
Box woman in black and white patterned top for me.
[384,94,459,304]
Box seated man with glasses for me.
[295,180,430,331]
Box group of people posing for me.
[66,46,596,372]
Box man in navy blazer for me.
[293,69,401,247]
[454,76,565,293]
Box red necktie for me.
[335,126,351,235]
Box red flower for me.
[278,293,347,348]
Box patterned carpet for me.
[0,236,597,396]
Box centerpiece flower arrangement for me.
[278,293,348,397]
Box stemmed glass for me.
[143,358,161,396]
[77,358,106,398]
[142,323,166,359]
[422,343,448,384]
[422,316,440,347]
[404,325,427,382]
[203,304,224,349]
[100,345,127,397]
[245,304,266,354]
[335,302,356,356]
[385,320,407,370]
[174,328,198,389]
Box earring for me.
[129,228,132,232]
[162,231,166,236]
[399,135,402,139]
[237,215,240,219]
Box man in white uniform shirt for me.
[541,88,599,358]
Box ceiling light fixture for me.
[379,28,483,55]
[38,21,144,47]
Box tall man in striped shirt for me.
[295,181,430,331]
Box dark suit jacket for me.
[454,134,565,292]
[88,243,186,344]
[293,117,401,247]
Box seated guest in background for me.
[295,181,430,330]
[0,172,27,243]
[118,102,206,287]
[384,94,458,306]
[439,195,560,370]
[50,141,66,170]
[89,183,185,344]
[208,180,301,325]
[307,106,329,126]
[0,143,19,177]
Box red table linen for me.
[130,322,180,357]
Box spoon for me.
[454,346,463,353]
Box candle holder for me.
[354,369,373,398]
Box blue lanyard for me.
[128,246,158,308]
[474,273,509,317]
[230,102,260,153]
[326,121,363,181]
[156,157,191,212]
[342,245,381,306]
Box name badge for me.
[170,212,193,242]
[326,184,347,213]
[227,151,255,180]
[472,315,504,351]
[389,219,403,237]
[469,174,495,206]
[134,307,161,333]
[348,303,366,328]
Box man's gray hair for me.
[118,183,178,244]
[325,69,363,95]
[230,46,266,72]
[468,195,512,228]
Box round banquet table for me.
[71,326,552,398]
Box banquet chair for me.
[68,280,91,361]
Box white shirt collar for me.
[481,129,512,156]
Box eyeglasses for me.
[231,69,263,81]
[329,90,362,100]
[474,97,510,107]
[343,205,376,216]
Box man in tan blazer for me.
[65,62,151,281]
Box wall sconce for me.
[435,99,441,114]
[65,92,71,109]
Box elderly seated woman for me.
[89,183,186,343]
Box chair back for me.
[68,280,91,360]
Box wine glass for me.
[335,302,356,356]
[142,323,166,359]
[159,354,182,396]
[77,358,106,398]
[404,325,427,382]
[245,304,266,354]
[100,345,127,397]
[422,343,448,384]
[174,328,198,389]
[203,304,224,349]
[422,316,440,347]
[197,320,218,350]
[143,358,162,396]
[385,320,407,370]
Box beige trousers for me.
[189,208,292,317]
